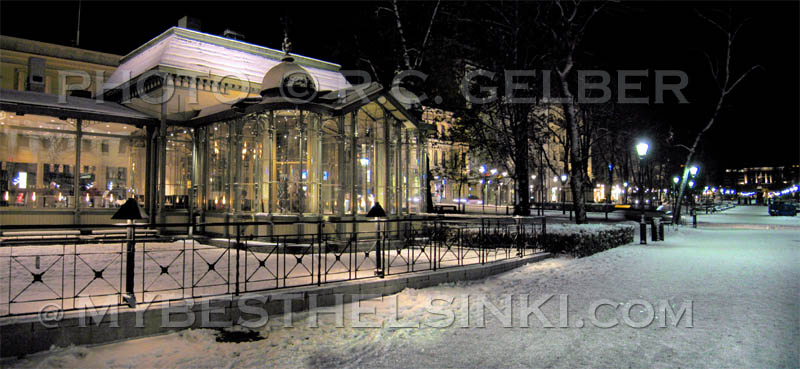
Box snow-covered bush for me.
[540,223,635,257]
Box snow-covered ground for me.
[696,204,800,229]
[7,206,800,368]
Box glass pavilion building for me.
[0,27,424,228]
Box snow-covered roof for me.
[105,27,350,92]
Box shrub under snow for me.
[542,223,635,257]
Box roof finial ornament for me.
[281,18,292,56]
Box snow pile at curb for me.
[544,223,635,257]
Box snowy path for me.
[8,206,800,368]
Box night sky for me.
[2,1,798,173]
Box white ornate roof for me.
[105,27,350,92]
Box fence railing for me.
[0,216,546,317]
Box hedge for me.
[540,223,635,257]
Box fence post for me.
[433,220,438,271]
[235,223,240,296]
[317,221,323,285]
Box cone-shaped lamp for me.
[367,202,387,218]
[112,198,149,220]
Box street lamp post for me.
[672,176,680,212]
[689,180,697,228]
[689,165,699,215]
[490,169,498,213]
[479,165,486,214]
[636,141,650,245]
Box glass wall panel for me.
[165,126,193,209]
[272,109,309,214]
[354,108,378,214]
[343,113,355,214]
[319,115,341,214]
[207,121,231,211]
[0,112,77,208]
[79,121,145,208]
[197,107,417,216]
[408,134,422,213]
[240,115,265,213]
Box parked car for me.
[768,201,797,216]
[466,194,482,205]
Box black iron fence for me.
[0,216,546,317]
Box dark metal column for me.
[145,125,155,225]
[232,118,243,214]
[73,119,82,224]
[350,112,357,215]
[384,114,392,215]
[157,100,167,226]
[336,115,346,216]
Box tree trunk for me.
[425,156,435,213]
[558,62,588,224]
[674,93,724,223]
[514,122,531,216]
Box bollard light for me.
[367,202,387,278]
[112,198,149,308]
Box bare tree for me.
[446,1,550,216]
[536,0,609,224]
[673,10,761,223]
